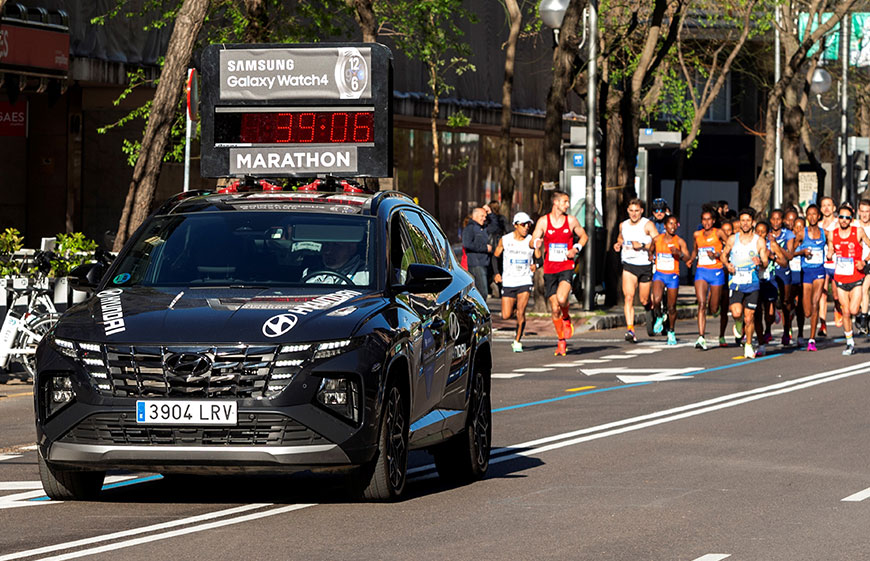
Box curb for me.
[584,306,699,332]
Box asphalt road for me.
[3,317,870,561]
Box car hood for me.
[53,286,382,344]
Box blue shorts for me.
[695,267,725,287]
[653,271,680,289]
[803,267,826,284]
[825,265,835,280]
[774,267,793,286]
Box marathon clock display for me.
[200,43,393,178]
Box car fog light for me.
[45,375,74,417]
[316,377,360,423]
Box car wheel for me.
[362,384,408,501]
[433,367,491,483]
[38,448,104,501]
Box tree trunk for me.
[542,0,586,184]
[242,0,268,43]
[113,0,210,251]
[782,88,803,211]
[497,0,522,212]
[345,0,377,42]
[430,64,441,221]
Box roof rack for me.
[366,190,414,214]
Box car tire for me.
[38,448,104,501]
[361,384,408,501]
[433,367,491,483]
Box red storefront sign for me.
[0,22,69,74]
[0,101,27,137]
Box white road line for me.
[599,354,634,360]
[20,445,36,451]
[692,555,730,561]
[492,373,524,379]
[513,368,553,373]
[31,504,315,561]
[543,363,580,368]
[571,359,611,364]
[0,504,273,561]
[842,487,870,502]
[0,454,21,462]
[490,363,870,465]
[624,348,662,354]
[0,482,43,491]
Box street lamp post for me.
[540,0,598,310]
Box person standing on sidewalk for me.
[494,212,536,352]
[484,201,508,297]
[827,204,869,355]
[530,190,588,356]
[647,215,691,346]
[614,198,658,343]
[462,207,492,298]
[688,210,728,350]
[721,208,769,359]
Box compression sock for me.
[552,317,564,339]
[627,324,634,332]
[560,304,570,320]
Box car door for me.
[395,210,450,424]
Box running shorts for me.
[502,284,533,298]
[802,267,826,284]
[695,267,725,287]
[729,289,759,310]
[544,269,573,298]
[623,262,653,283]
[653,271,680,289]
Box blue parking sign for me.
[573,153,584,167]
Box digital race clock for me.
[201,43,392,178]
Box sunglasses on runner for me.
[838,214,853,220]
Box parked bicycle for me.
[0,252,59,379]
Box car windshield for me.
[110,212,377,288]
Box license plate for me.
[135,400,237,425]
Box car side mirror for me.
[68,262,108,291]
[396,263,452,294]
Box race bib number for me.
[733,268,753,285]
[789,256,802,271]
[806,249,823,265]
[509,258,530,274]
[549,243,569,262]
[698,247,716,266]
[836,256,854,276]
[656,252,675,271]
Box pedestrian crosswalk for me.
[493,343,670,379]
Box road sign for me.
[200,43,393,178]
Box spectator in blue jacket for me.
[462,207,492,297]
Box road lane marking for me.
[0,504,273,561]
[600,354,633,359]
[0,454,21,462]
[571,359,611,364]
[624,348,662,354]
[513,368,553,373]
[581,367,699,377]
[842,487,870,502]
[566,386,595,392]
[29,504,315,561]
[693,556,730,561]
[544,363,581,368]
[492,373,524,379]
[0,482,43,491]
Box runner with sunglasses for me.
[494,212,536,352]
[827,204,870,355]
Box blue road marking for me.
[29,474,164,501]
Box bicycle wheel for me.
[14,314,57,378]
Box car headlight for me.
[313,339,352,360]
[316,376,361,423]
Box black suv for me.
[34,184,492,501]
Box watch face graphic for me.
[335,47,368,99]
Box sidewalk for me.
[489,284,698,336]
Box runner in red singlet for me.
[530,190,588,356]
[827,204,870,355]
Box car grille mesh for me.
[59,342,311,399]
[59,413,328,446]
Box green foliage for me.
[51,233,98,278]
[446,110,471,128]
[0,228,24,277]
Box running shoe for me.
[555,339,567,356]
[667,331,677,346]
[843,344,856,356]
[756,345,765,357]
[625,330,637,343]
[563,318,574,339]
[835,309,843,327]
[807,339,817,352]
[781,334,792,347]
[511,341,523,353]
[733,321,743,345]
[797,337,806,346]
[761,332,772,345]
[718,336,727,347]
[819,320,827,338]
[695,336,707,350]
[744,343,756,359]
[653,315,664,334]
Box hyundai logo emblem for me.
[263,313,298,337]
[165,353,212,376]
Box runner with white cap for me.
[494,212,536,352]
